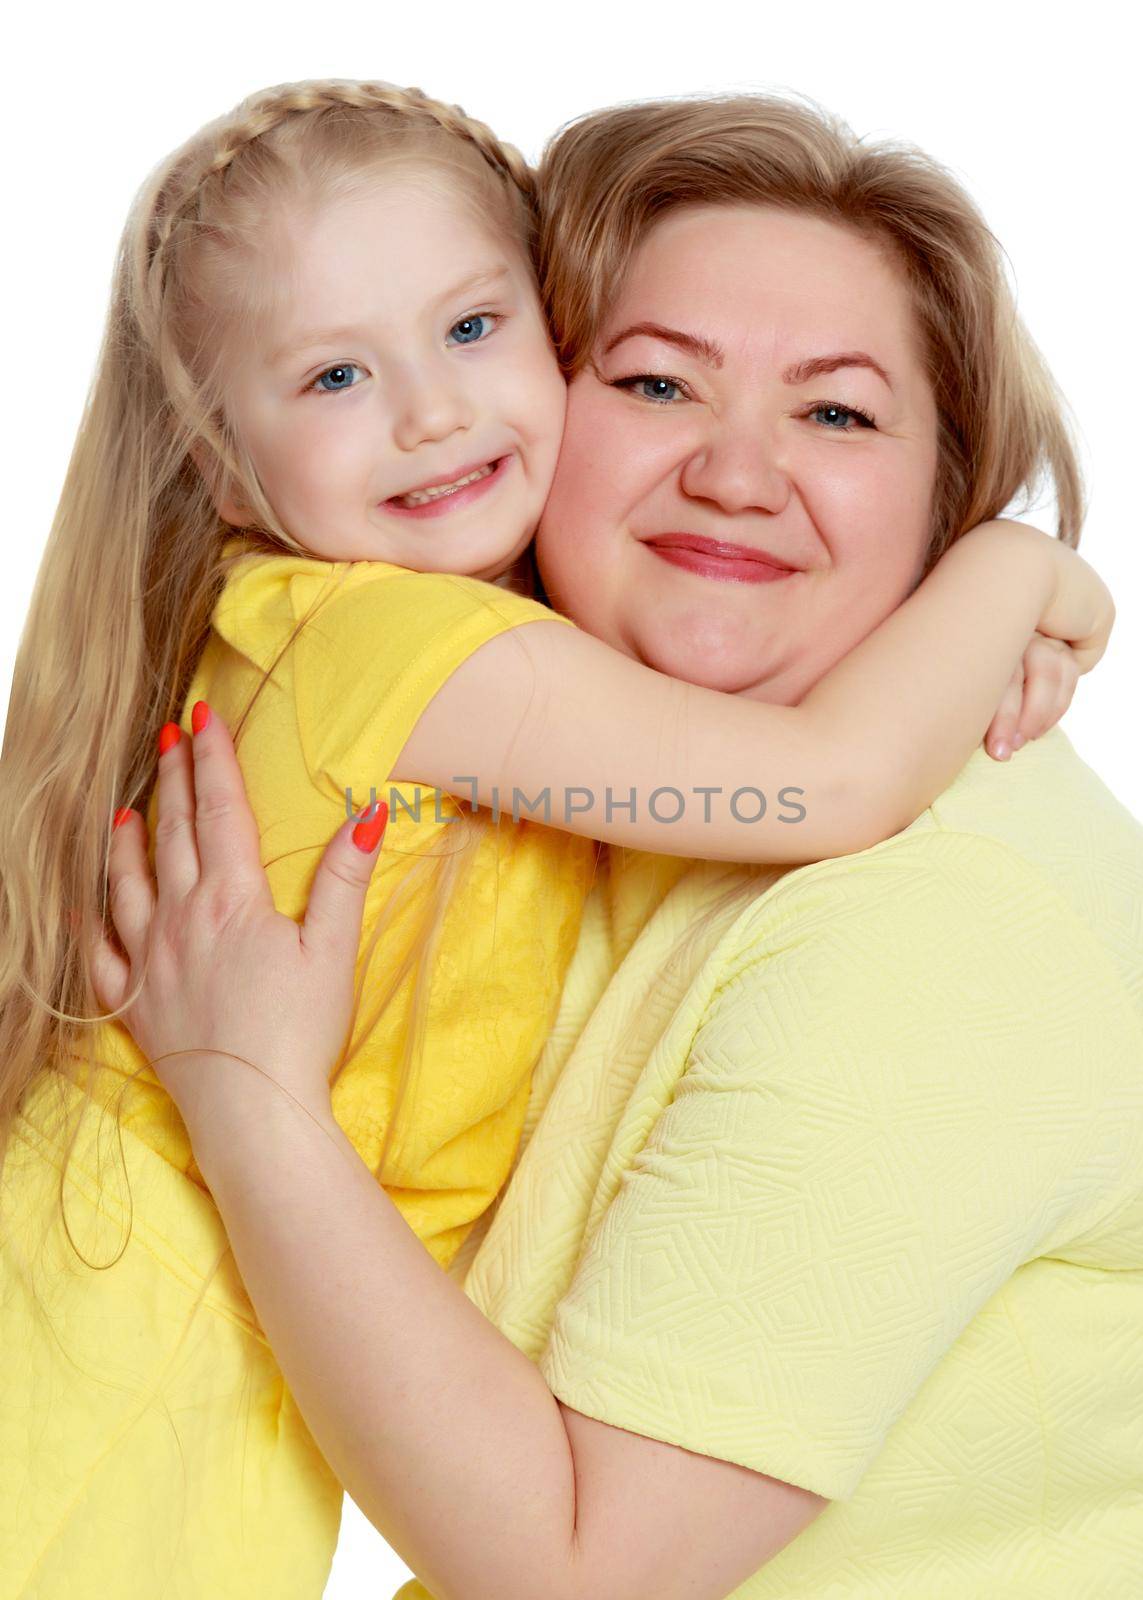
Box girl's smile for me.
[382,450,514,518]
[217,175,567,582]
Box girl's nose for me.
[390,363,474,452]
[678,418,791,516]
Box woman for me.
[86,96,1143,1597]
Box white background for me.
[3,3,1138,1593]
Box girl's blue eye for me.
[809,402,876,430]
[447,313,498,346]
[313,363,365,394]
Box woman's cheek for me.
[535,456,616,623]
[540,405,612,547]
[801,442,926,571]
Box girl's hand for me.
[88,704,387,1147]
[965,519,1115,761]
[983,632,1081,760]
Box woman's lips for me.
[643,534,800,584]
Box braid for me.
[123,77,537,552]
[144,78,537,279]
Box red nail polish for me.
[113,807,133,830]
[192,701,211,735]
[352,801,389,853]
[158,723,182,755]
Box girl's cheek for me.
[294,410,373,474]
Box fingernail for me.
[192,701,211,735]
[1011,733,1026,750]
[352,800,389,854]
[113,807,133,830]
[158,723,182,756]
[993,740,1010,760]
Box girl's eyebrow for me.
[429,262,515,310]
[272,324,365,365]
[601,322,894,391]
[272,265,516,365]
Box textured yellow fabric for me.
[417,727,1143,1598]
[1,545,595,1597]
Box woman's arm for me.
[394,520,1112,863]
[183,1073,817,1600]
[92,720,826,1600]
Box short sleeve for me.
[539,833,1110,1500]
[289,566,572,801]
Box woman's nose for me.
[389,361,474,452]
[678,419,791,515]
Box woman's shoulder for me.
[907,725,1142,858]
[707,726,1143,1030]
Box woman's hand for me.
[88,703,387,1147]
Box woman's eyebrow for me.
[602,322,723,367]
[784,352,894,390]
[601,323,893,392]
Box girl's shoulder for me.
[213,537,567,658]
[206,538,575,801]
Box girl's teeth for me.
[394,461,496,507]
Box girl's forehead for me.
[221,186,531,368]
[278,168,511,257]
[263,178,521,296]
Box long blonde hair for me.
[0,79,540,1219]
[534,91,1084,572]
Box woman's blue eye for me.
[447,313,497,346]
[810,402,875,430]
[613,374,685,404]
[314,363,365,394]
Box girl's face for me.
[535,205,941,703]
[218,172,567,581]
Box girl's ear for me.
[189,441,255,528]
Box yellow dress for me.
[1,541,596,1597]
[397,726,1143,1598]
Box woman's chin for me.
[632,619,786,698]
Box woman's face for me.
[535,205,941,704]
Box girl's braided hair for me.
[143,79,537,278]
[132,79,539,511]
[0,79,541,1227]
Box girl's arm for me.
[393,519,1113,862]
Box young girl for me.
[0,79,1111,1598]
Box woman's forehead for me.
[608,204,919,361]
